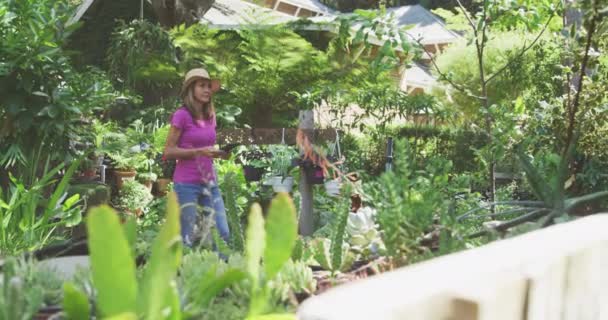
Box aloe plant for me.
[63,192,300,319]
[223,172,245,251]
[245,193,298,320]
[459,144,608,237]
[63,193,183,319]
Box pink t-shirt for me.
[171,107,216,183]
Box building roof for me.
[275,0,335,15]
[386,4,460,44]
[400,62,436,91]
[67,0,97,25]
[201,0,298,28]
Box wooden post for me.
[298,110,314,236]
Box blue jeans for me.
[173,182,230,247]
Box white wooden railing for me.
[298,214,608,320]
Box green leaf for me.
[245,203,265,285]
[87,205,137,317]
[246,314,297,320]
[264,193,298,280]
[63,282,90,320]
[161,281,182,320]
[123,216,137,259]
[45,158,81,221]
[137,192,182,320]
[198,268,247,307]
[104,313,138,320]
[565,191,608,212]
[516,149,551,206]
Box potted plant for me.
[298,145,330,185]
[114,180,153,216]
[324,177,342,196]
[108,152,140,189]
[156,153,175,196]
[265,144,298,192]
[137,171,158,192]
[79,157,97,179]
[237,146,270,182]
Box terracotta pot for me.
[142,180,153,192]
[114,170,136,190]
[156,178,172,196]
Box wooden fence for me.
[297,214,608,320]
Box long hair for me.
[183,81,215,122]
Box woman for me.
[163,68,230,247]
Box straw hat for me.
[180,68,221,96]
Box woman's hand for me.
[195,147,230,159]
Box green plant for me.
[0,0,120,183]
[0,160,82,255]
[80,158,96,172]
[267,145,298,179]
[0,258,62,320]
[244,193,298,319]
[367,139,453,265]
[236,146,271,169]
[346,207,384,258]
[222,172,246,251]
[460,145,608,237]
[307,189,356,274]
[114,180,153,215]
[272,260,316,298]
[106,19,178,90]
[152,125,170,154]
[137,172,158,183]
[63,193,183,319]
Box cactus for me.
[224,172,245,251]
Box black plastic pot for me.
[299,159,325,184]
[243,165,264,182]
[305,165,325,184]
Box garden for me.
[0,0,607,319]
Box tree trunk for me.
[298,110,315,236]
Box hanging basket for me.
[300,160,325,184]
[324,178,342,197]
[243,165,264,182]
[268,176,294,193]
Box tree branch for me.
[455,0,477,33]
[484,13,555,85]
[415,39,485,100]
[563,0,598,157]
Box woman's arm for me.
[163,126,227,160]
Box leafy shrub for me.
[0,161,82,255]
[0,0,119,181]
[366,139,469,264]
[114,180,153,215]
[0,258,64,320]
[106,19,178,91]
